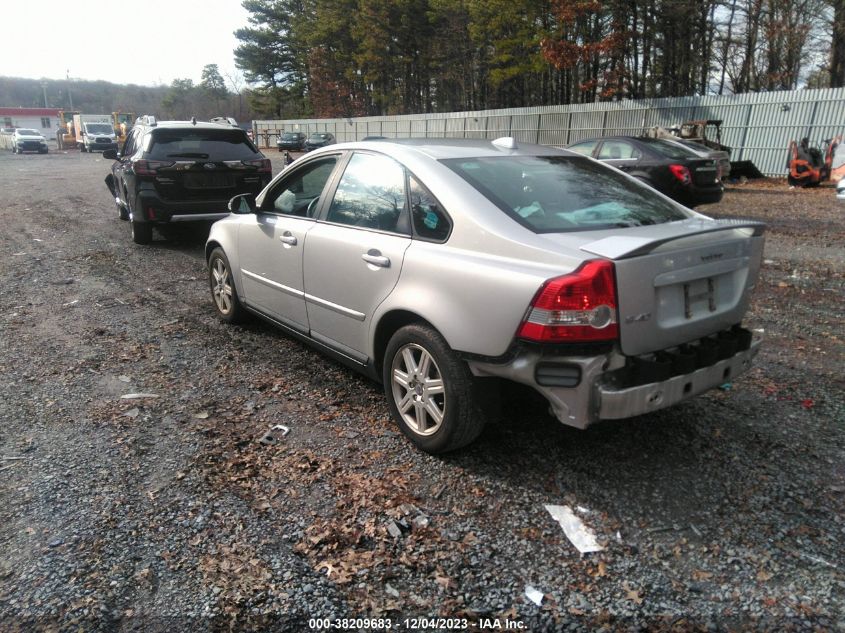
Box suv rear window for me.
[442,155,687,232]
[145,128,260,160]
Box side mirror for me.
[102,149,118,160]
[228,193,257,214]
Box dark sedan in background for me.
[566,136,723,206]
[304,132,336,151]
[277,131,306,151]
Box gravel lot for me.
[0,149,842,632]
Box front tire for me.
[208,248,246,323]
[383,324,486,453]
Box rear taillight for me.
[133,159,175,176]
[517,260,618,343]
[668,164,691,185]
[242,158,272,173]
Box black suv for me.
[104,116,272,244]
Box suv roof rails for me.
[210,116,239,127]
[136,115,157,127]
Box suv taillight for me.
[133,159,175,176]
[668,164,691,185]
[517,260,618,343]
[242,158,272,173]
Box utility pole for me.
[67,70,74,110]
[41,82,48,108]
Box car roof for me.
[325,137,574,161]
[144,121,244,131]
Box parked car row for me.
[101,124,764,453]
[276,131,336,152]
[273,133,726,208]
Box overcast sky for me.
[2,0,251,87]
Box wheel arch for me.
[371,309,438,381]
[205,239,223,263]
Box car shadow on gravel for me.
[150,222,215,250]
[443,382,831,545]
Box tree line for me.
[234,0,845,119]
[0,65,261,123]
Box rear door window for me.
[597,140,641,160]
[145,128,260,160]
[442,155,687,232]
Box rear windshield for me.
[281,133,300,140]
[310,133,330,140]
[442,155,688,232]
[643,139,697,159]
[145,128,259,160]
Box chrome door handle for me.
[361,253,390,267]
[279,233,297,246]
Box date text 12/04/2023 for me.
[308,617,526,630]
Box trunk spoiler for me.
[579,219,766,260]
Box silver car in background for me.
[206,138,764,453]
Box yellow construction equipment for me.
[112,112,135,143]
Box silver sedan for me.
[206,138,765,453]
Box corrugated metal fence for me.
[255,87,845,177]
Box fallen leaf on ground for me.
[623,581,644,605]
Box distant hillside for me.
[0,76,259,121]
[0,76,169,115]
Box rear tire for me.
[208,247,246,323]
[383,324,486,453]
[131,220,152,245]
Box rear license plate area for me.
[683,277,716,318]
[182,173,234,189]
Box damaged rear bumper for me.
[597,341,759,419]
[468,328,760,430]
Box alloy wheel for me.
[390,343,446,436]
[211,257,234,315]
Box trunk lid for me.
[153,160,265,201]
[580,219,765,356]
[687,158,721,187]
